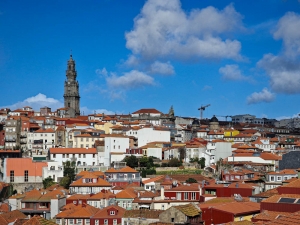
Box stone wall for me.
[12,182,43,194]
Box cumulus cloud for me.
[257,54,300,94]
[149,61,174,75]
[273,12,300,57]
[95,68,108,77]
[257,12,300,94]
[106,70,155,89]
[1,93,63,111]
[219,64,249,81]
[125,0,244,61]
[247,88,275,104]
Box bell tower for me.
[64,54,80,116]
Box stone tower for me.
[64,54,80,117]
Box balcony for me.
[5,138,16,142]
[20,140,27,144]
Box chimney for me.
[198,185,202,196]
[161,186,165,200]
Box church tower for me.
[64,54,80,117]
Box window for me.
[83,154,86,158]
[53,154,56,158]
[67,154,69,158]
[270,176,275,181]
[191,192,196,200]
[95,220,99,225]
[123,202,126,208]
[79,154,81,158]
[77,219,82,224]
[124,174,127,180]
[277,176,282,181]
[110,210,115,215]
[63,154,65,158]
[113,219,117,225]
[184,192,188,200]
[93,154,96,158]
[24,170,28,182]
[104,219,108,225]
[69,219,74,225]
[56,219,60,224]
[85,219,90,225]
[10,170,14,182]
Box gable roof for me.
[92,205,126,218]
[174,204,201,217]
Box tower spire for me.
[64,54,80,117]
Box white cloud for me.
[95,68,108,77]
[219,64,249,81]
[1,93,63,111]
[257,12,300,94]
[247,88,275,104]
[149,61,174,75]
[273,12,300,57]
[257,54,300,94]
[125,0,244,61]
[106,70,155,89]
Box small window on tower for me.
[68,102,70,107]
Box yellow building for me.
[94,121,114,134]
[223,129,240,142]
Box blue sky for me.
[1,0,300,120]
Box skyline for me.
[1,0,300,120]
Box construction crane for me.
[198,104,211,120]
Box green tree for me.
[178,147,186,162]
[123,155,139,168]
[60,161,75,189]
[186,178,197,183]
[199,157,206,169]
[168,158,181,167]
[43,176,55,189]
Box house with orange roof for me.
[105,166,140,187]
[69,173,112,195]
[260,194,300,213]
[200,200,260,225]
[56,203,100,225]
[0,210,27,225]
[265,169,298,191]
[115,188,137,209]
[49,147,98,167]
[8,186,67,219]
[227,152,281,171]
[203,181,260,198]
[252,137,276,152]
[87,190,116,208]
[90,205,126,225]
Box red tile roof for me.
[49,147,97,154]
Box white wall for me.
[138,128,170,147]
[104,137,129,166]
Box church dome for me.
[210,115,218,122]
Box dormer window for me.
[110,211,115,215]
